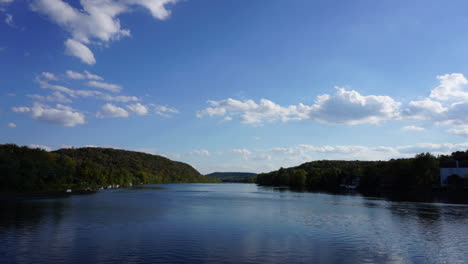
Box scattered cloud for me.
[401,125,425,131]
[0,0,15,4]
[4,13,12,26]
[31,0,178,64]
[7,122,16,128]
[126,103,148,115]
[188,149,210,156]
[154,105,178,117]
[66,70,85,80]
[66,70,103,80]
[41,72,59,81]
[28,91,72,103]
[86,80,121,92]
[12,103,86,127]
[65,39,96,65]
[231,148,251,156]
[96,103,129,118]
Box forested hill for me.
[256,151,468,192]
[206,172,257,179]
[0,144,218,191]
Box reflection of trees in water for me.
[0,199,66,233]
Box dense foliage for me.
[257,152,467,192]
[0,144,219,191]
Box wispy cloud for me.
[30,0,178,64]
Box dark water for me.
[1,184,467,264]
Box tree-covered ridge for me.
[257,152,468,192]
[0,144,219,191]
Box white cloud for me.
[198,88,400,125]
[66,70,104,80]
[27,144,52,151]
[84,70,103,80]
[154,104,178,117]
[403,98,447,121]
[37,77,138,103]
[448,126,468,137]
[4,13,12,26]
[231,148,251,156]
[28,91,71,103]
[66,70,85,79]
[12,103,86,127]
[65,39,96,65]
[197,98,312,125]
[7,122,16,128]
[86,80,121,92]
[401,125,425,131]
[188,149,210,156]
[41,72,58,81]
[31,0,177,64]
[310,87,401,125]
[430,73,468,101]
[126,103,148,115]
[0,0,15,4]
[96,103,129,118]
[101,94,138,102]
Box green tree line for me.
[257,152,468,192]
[0,144,219,191]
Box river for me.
[1,183,467,263]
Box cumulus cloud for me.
[31,0,177,64]
[65,39,96,65]
[126,103,148,115]
[310,87,401,125]
[12,103,86,127]
[197,98,312,125]
[430,73,468,101]
[401,125,425,131]
[198,88,400,125]
[86,80,121,92]
[96,103,129,118]
[403,98,447,121]
[7,122,16,128]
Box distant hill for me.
[206,172,257,178]
[0,144,218,191]
[206,172,257,183]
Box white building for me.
[440,161,468,187]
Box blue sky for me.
[2,0,468,173]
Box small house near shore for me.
[440,161,468,187]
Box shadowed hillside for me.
[0,144,218,191]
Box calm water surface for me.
[1,183,467,264]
